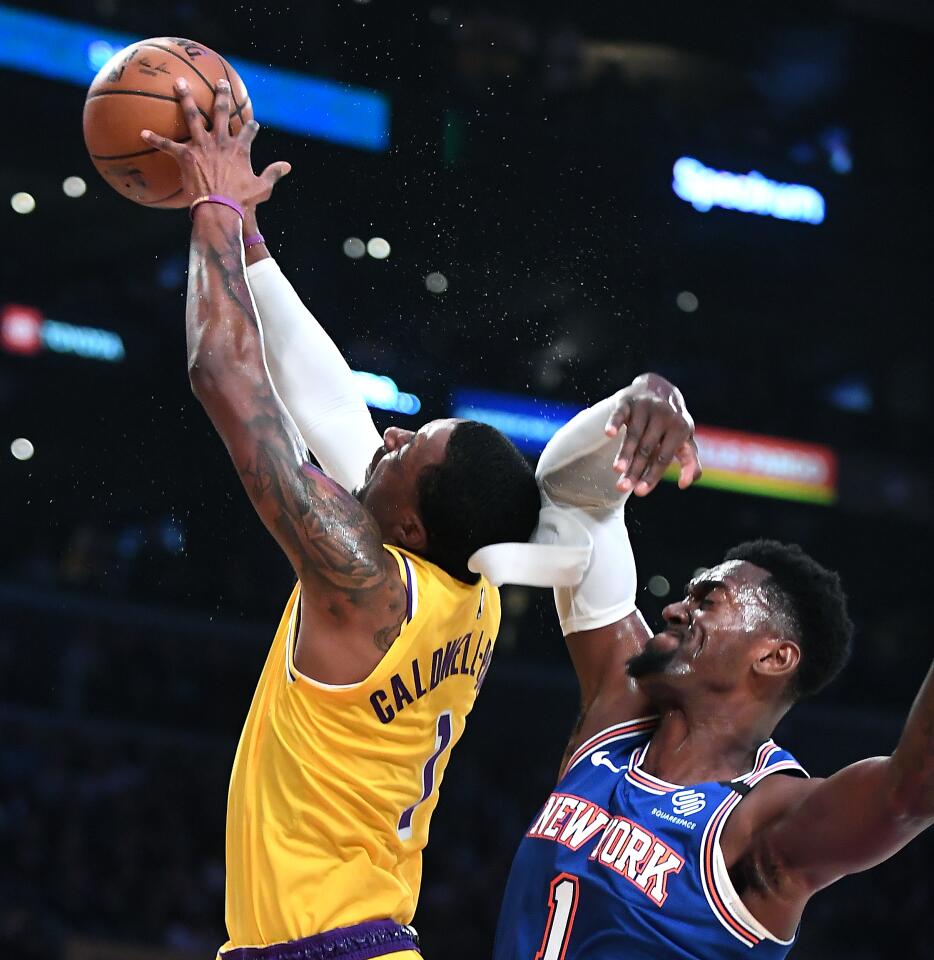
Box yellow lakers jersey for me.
[221,546,501,950]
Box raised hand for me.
[605,373,702,496]
[141,77,290,209]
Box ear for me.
[752,637,801,681]
[392,509,428,554]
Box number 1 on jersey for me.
[397,711,453,840]
[535,873,580,960]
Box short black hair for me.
[723,539,854,700]
[417,421,540,583]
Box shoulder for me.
[301,543,406,626]
[294,545,408,684]
[721,773,825,866]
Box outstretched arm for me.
[753,657,934,902]
[538,375,701,773]
[143,79,406,664]
[241,210,382,494]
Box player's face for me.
[627,560,776,697]
[355,419,462,542]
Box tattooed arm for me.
[143,78,406,681]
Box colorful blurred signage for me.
[1,303,424,415]
[452,387,837,504]
[0,4,389,150]
[687,425,836,505]
[1,303,125,362]
[672,156,825,225]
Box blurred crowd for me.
[0,593,931,959]
[0,720,228,959]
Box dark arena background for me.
[1,2,932,958]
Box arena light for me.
[452,388,580,455]
[452,387,837,504]
[827,377,872,413]
[676,291,698,313]
[648,575,670,598]
[425,272,449,294]
[10,437,34,461]
[366,237,391,259]
[0,4,390,151]
[1,304,125,363]
[352,370,421,416]
[672,156,825,225]
[10,192,35,214]
[343,237,366,259]
[62,176,87,198]
[87,39,115,70]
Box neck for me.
[640,692,783,786]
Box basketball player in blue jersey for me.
[493,384,934,959]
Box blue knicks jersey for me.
[494,718,808,960]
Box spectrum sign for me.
[672,156,825,225]
[1,303,125,362]
[452,388,837,505]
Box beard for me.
[626,641,679,680]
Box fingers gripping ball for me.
[83,38,252,208]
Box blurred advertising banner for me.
[452,388,581,455]
[66,939,201,960]
[0,4,389,150]
[1,303,125,363]
[452,387,837,505]
[687,426,837,505]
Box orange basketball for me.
[83,37,253,209]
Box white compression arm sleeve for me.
[244,257,596,590]
[536,392,628,509]
[244,256,586,590]
[536,394,639,636]
[246,258,382,493]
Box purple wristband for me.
[189,194,245,221]
[244,233,265,248]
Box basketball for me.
[83,38,253,208]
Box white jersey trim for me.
[700,760,808,948]
[700,793,759,948]
[624,741,682,795]
[564,716,658,775]
[711,814,796,946]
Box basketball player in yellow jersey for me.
[143,80,543,960]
